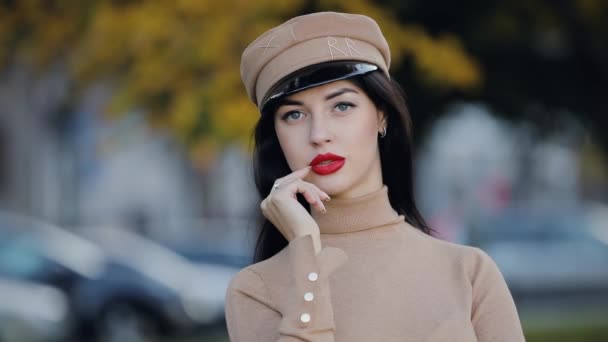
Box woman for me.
[225,12,525,341]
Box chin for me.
[310,175,350,196]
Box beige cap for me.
[240,12,391,109]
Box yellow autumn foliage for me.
[320,0,482,89]
[0,0,487,166]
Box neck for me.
[312,185,402,234]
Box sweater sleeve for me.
[469,248,526,342]
[225,234,348,342]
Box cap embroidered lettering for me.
[241,12,391,108]
[327,37,348,59]
[345,38,364,57]
[258,35,279,55]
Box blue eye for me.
[282,111,303,121]
[335,102,354,112]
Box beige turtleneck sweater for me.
[225,185,525,341]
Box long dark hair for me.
[251,70,432,263]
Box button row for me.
[300,272,319,323]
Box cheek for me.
[347,113,380,161]
[276,127,307,170]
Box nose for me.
[309,113,332,146]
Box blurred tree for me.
[0,0,482,169]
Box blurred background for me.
[0,0,607,341]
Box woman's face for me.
[274,79,386,199]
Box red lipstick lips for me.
[309,153,346,175]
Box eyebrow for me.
[324,88,359,100]
[278,87,360,108]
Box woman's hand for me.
[260,166,331,254]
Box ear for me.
[377,110,387,133]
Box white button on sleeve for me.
[304,292,314,301]
[300,313,311,323]
[307,272,318,282]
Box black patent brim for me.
[260,61,378,113]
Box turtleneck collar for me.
[312,185,404,234]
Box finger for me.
[300,180,330,201]
[315,187,331,201]
[276,166,311,185]
[272,176,327,212]
[301,182,327,213]
[290,180,326,213]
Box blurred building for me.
[416,102,586,243]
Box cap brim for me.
[260,61,378,113]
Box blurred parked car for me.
[468,205,608,307]
[75,226,240,340]
[0,212,240,341]
[0,212,107,286]
[0,277,71,342]
[0,211,107,340]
